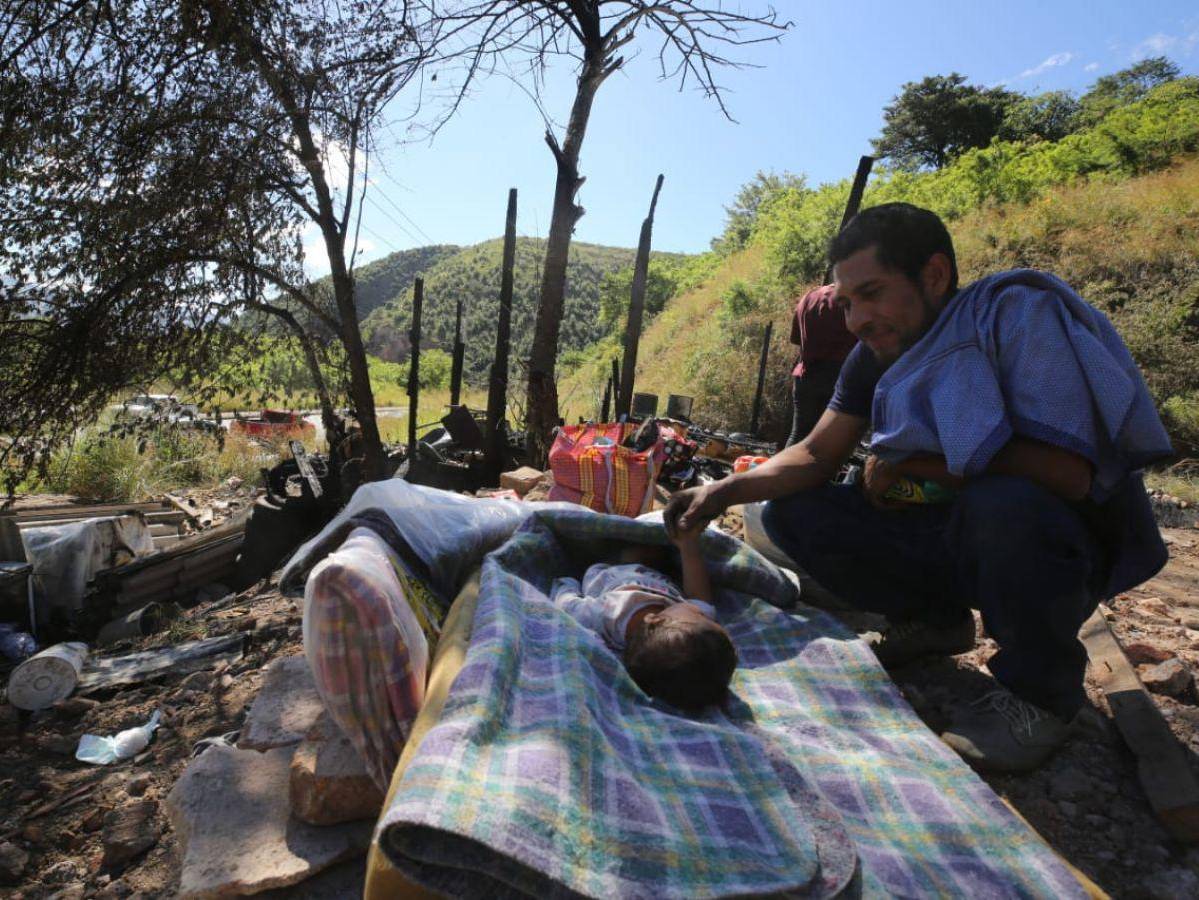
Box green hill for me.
[356,238,683,381]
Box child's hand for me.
[667,524,702,551]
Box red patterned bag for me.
[547,423,674,517]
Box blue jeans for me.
[761,475,1104,718]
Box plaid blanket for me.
[380,509,1084,898]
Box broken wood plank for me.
[1080,608,1199,842]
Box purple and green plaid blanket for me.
[380,508,1084,898]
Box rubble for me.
[499,466,545,498]
[167,744,372,898]
[100,799,160,868]
[238,655,324,750]
[1141,658,1194,698]
[0,840,29,882]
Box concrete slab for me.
[239,654,324,750]
[166,744,371,898]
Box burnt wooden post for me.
[824,155,875,283]
[600,377,612,422]
[407,277,424,454]
[485,188,518,477]
[750,321,773,436]
[618,174,665,418]
[450,298,465,407]
[610,359,620,418]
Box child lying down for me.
[551,530,737,713]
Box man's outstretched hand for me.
[663,484,726,540]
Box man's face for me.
[832,246,947,365]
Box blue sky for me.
[310,1,1199,273]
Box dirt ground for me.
[1,496,1197,898]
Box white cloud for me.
[1084,62,1100,72]
[1016,52,1075,81]
[1131,27,1199,60]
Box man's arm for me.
[872,437,1093,502]
[665,408,867,536]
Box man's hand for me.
[663,484,726,540]
[861,454,903,509]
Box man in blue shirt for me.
[665,203,1171,773]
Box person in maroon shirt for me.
[786,284,858,446]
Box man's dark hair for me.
[624,619,737,713]
[828,202,959,293]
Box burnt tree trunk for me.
[524,49,608,466]
[407,277,423,455]
[450,297,464,407]
[485,188,518,480]
[750,320,773,436]
[617,174,664,418]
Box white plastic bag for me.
[75,709,161,765]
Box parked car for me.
[230,409,315,440]
[119,394,201,423]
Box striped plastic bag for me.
[546,423,670,518]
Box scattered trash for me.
[95,602,178,647]
[733,454,770,473]
[191,730,240,759]
[0,623,36,661]
[7,641,89,710]
[75,709,161,765]
[76,633,245,692]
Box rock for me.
[54,697,100,718]
[47,883,86,900]
[178,671,214,693]
[289,713,384,826]
[238,656,324,751]
[43,859,83,883]
[218,673,235,691]
[21,823,45,845]
[225,476,243,489]
[81,807,106,832]
[126,773,152,798]
[1048,767,1092,801]
[101,799,160,868]
[1123,642,1174,666]
[1141,658,1194,698]
[499,466,545,498]
[0,841,29,882]
[1137,597,1174,619]
[1056,800,1078,818]
[167,744,371,898]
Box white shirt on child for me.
[551,562,717,650]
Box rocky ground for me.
[0,491,1196,898]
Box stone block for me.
[1141,657,1193,698]
[289,713,383,826]
[499,466,545,498]
[167,744,372,898]
[101,799,160,868]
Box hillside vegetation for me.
[356,237,683,381]
[561,78,1199,453]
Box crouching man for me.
[665,202,1172,773]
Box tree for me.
[1076,56,1180,128]
[999,90,1081,143]
[598,261,679,332]
[0,0,438,480]
[711,170,806,254]
[873,73,1018,169]
[440,1,788,463]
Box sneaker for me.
[866,612,976,667]
[940,689,1074,773]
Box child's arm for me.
[672,532,714,605]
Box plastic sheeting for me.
[281,480,578,599]
[22,515,155,626]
